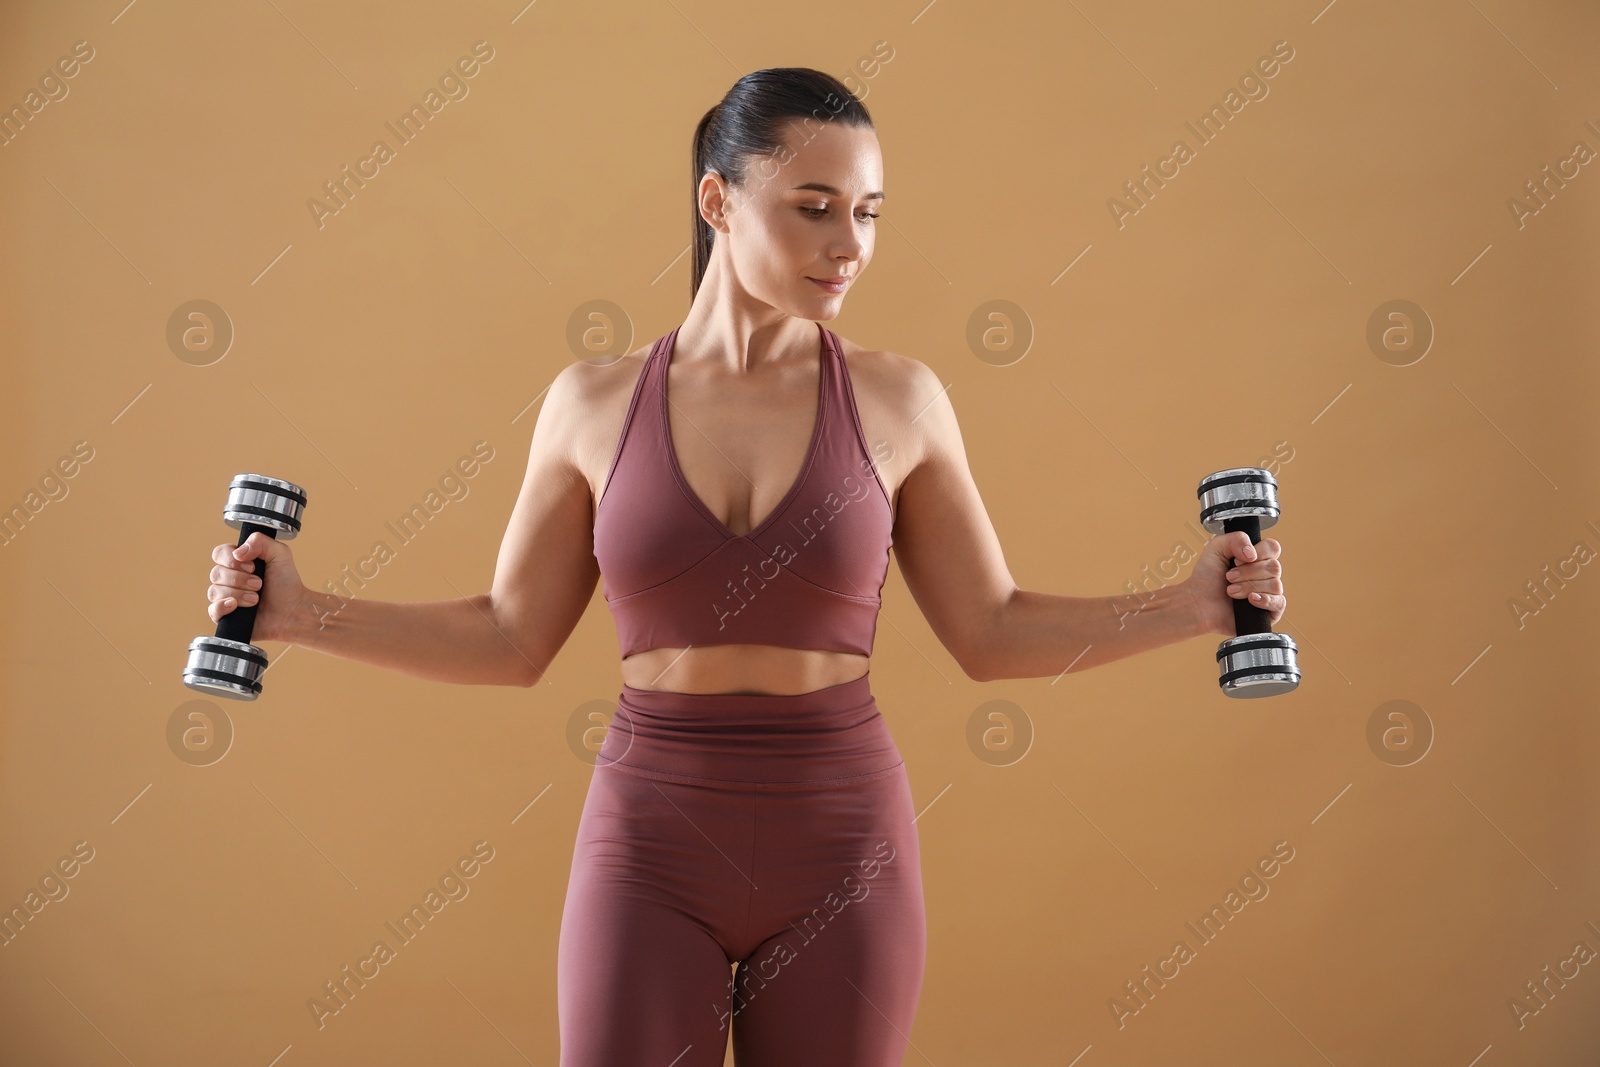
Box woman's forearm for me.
[285,589,541,687]
[977,582,1206,682]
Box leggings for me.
[557,671,926,1066]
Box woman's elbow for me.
[962,653,998,683]
[510,645,553,687]
[956,636,1000,682]
[960,592,1016,682]
[487,603,556,687]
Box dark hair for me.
[690,67,874,302]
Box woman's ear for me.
[700,172,734,233]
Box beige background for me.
[3,0,1599,1063]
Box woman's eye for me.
[801,207,880,221]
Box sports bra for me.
[592,321,894,658]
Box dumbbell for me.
[1196,467,1300,698]
[181,474,308,701]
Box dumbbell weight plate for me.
[183,635,269,699]
[1216,633,1301,698]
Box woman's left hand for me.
[1183,532,1287,637]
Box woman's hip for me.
[593,671,904,789]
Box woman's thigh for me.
[557,766,754,1066]
[729,766,927,1066]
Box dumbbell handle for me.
[1221,515,1272,637]
[215,521,278,646]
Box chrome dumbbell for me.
[181,474,307,700]
[1196,467,1300,698]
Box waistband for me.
[594,672,903,789]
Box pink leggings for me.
[558,672,926,1066]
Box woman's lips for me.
[808,276,849,293]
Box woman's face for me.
[705,119,884,318]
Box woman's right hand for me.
[207,531,310,643]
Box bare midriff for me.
[620,645,870,696]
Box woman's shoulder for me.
[549,339,655,423]
[830,331,943,478]
[537,340,657,495]
[831,331,941,410]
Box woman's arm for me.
[890,359,1212,683]
[280,364,601,687]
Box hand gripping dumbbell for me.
[1196,467,1300,698]
[181,474,308,701]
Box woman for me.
[204,67,1287,1066]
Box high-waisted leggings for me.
[557,671,926,1066]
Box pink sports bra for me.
[592,321,894,658]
